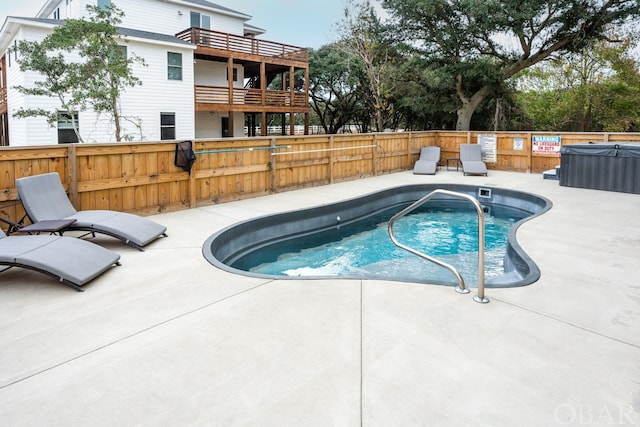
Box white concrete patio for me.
[0,170,639,426]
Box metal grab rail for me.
[387,189,489,303]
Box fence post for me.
[189,142,198,208]
[527,132,532,173]
[329,135,334,184]
[270,137,277,193]
[407,132,413,170]
[373,134,379,176]
[67,144,78,209]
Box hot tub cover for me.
[560,142,640,157]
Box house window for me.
[167,52,182,81]
[53,8,60,19]
[226,68,238,82]
[160,113,176,140]
[190,12,211,29]
[98,0,111,10]
[110,45,127,62]
[58,111,79,144]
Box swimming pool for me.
[203,184,552,288]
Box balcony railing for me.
[176,28,308,63]
[195,85,307,108]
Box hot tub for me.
[559,142,640,194]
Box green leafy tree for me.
[381,0,640,131]
[337,0,397,132]
[308,45,365,134]
[516,37,640,131]
[13,4,145,142]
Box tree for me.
[337,0,396,132]
[515,36,640,132]
[381,0,640,130]
[13,4,145,142]
[308,45,364,134]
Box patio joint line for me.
[0,280,276,390]
[493,297,640,350]
[359,280,364,427]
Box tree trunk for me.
[455,75,494,131]
[456,104,474,131]
[114,110,122,142]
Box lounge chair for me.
[0,227,120,291]
[413,146,441,175]
[16,172,167,250]
[460,144,488,176]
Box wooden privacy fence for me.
[1,130,638,227]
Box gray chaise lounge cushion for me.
[459,144,488,176]
[413,146,441,175]
[16,173,167,249]
[0,228,120,289]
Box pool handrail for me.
[387,189,489,303]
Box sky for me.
[0,0,354,49]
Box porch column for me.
[304,66,310,135]
[227,58,234,137]
[289,66,295,135]
[227,57,234,105]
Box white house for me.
[0,0,309,146]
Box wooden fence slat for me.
[1,131,639,229]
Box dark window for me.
[221,117,230,137]
[53,8,60,19]
[167,52,182,81]
[201,15,211,29]
[190,11,210,29]
[226,68,238,82]
[160,113,176,140]
[58,111,79,144]
[190,12,200,28]
[98,0,111,10]
[110,45,127,63]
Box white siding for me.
[86,0,249,37]
[210,13,245,36]
[115,40,195,142]
[6,26,61,146]
[195,111,243,139]
[194,61,244,88]
[6,22,195,144]
[39,0,253,36]
[43,0,79,20]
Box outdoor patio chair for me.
[16,173,167,251]
[413,146,441,175]
[459,144,488,176]
[0,227,120,291]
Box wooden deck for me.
[176,28,308,65]
[194,85,308,112]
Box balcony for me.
[194,85,308,113]
[176,28,308,64]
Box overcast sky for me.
[0,0,354,49]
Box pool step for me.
[543,166,560,180]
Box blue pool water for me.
[243,205,527,286]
